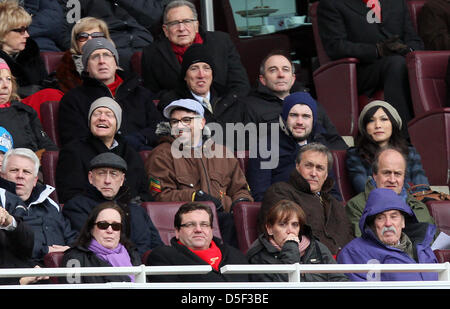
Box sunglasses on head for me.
[76,32,105,42]
[95,221,122,231]
[10,26,29,35]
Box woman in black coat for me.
[60,202,142,284]
[247,200,348,282]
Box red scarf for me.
[180,239,223,271]
[0,102,11,108]
[363,0,382,22]
[107,73,123,97]
[171,32,204,63]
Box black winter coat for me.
[146,236,249,282]
[246,227,349,282]
[55,134,150,203]
[63,184,163,255]
[141,28,250,98]
[59,244,142,284]
[58,70,164,149]
[0,100,57,151]
[0,217,35,285]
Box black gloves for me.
[376,35,410,57]
[193,190,224,212]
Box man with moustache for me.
[247,91,345,201]
[338,188,437,281]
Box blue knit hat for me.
[0,127,13,154]
[282,92,318,126]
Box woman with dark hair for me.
[346,100,429,194]
[246,200,348,282]
[60,201,142,284]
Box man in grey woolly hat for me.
[82,37,119,69]
[82,38,119,85]
[88,97,122,132]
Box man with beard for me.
[247,92,345,201]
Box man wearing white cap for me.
[145,99,253,246]
[58,37,163,150]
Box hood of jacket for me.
[359,188,418,237]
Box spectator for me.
[0,126,14,169]
[0,58,57,154]
[60,202,142,284]
[247,199,348,282]
[63,152,163,255]
[318,0,424,138]
[144,99,253,246]
[346,147,435,237]
[242,50,342,137]
[55,17,111,94]
[58,37,163,150]
[60,0,165,72]
[0,207,49,285]
[56,97,150,203]
[346,100,428,194]
[23,0,66,52]
[418,0,450,50]
[260,143,353,255]
[146,202,249,282]
[0,148,76,262]
[141,0,250,98]
[338,188,438,281]
[0,1,49,98]
[247,91,346,202]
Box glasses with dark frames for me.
[169,116,201,127]
[10,26,29,35]
[95,221,122,231]
[76,32,105,42]
[165,19,197,28]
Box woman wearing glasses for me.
[60,202,142,284]
[0,1,48,98]
[55,17,111,93]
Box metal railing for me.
[0,263,449,288]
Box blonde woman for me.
[56,17,111,93]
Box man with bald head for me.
[346,147,435,237]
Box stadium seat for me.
[232,201,261,254]
[41,150,60,204]
[141,201,222,245]
[43,251,65,284]
[407,0,426,33]
[130,51,142,77]
[406,50,450,185]
[434,249,450,263]
[40,51,64,74]
[426,200,450,235]
[40,100,61,147]
[331,150,356,203]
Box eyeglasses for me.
[76,32,105,42]
[169,116,201,127]
[10,26,29,35]
[165,18,197,28]
[180,221,211,229]
[95,221,122,231]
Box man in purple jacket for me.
[337,188,437,281]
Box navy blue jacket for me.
[63,184,163,255]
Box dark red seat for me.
[407,0,426,33]
[232,201,261,254]
[139,150,152,164]
[43,251,65,284]
[406,50,450,185]
[40,51,64,74]
[141,201,222,245]
[426,200,450,235]
[331,150,355,204]
[130,51,142,77]
[434,249,450,263]
[40,100,60,147]
[41,150,60,204]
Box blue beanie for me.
[0,126,13,154]
[282,92,318,126]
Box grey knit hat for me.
[88,97,122,132]
[358,100,402,134]
[82,37,119,69]
[89,152,127,172]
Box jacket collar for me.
[288,166,335,194]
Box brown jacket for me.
[260,169,353,255]
[145,135,253,212]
